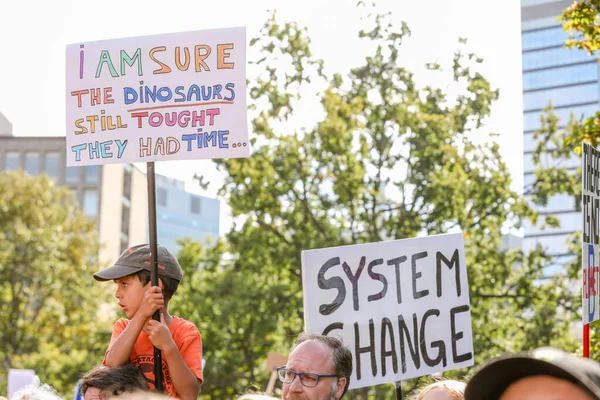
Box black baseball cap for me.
[465,347,600,399]
[93,244,183,282]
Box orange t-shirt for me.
[103,316,203,398]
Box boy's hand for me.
[143,317,175,352]
[138,286,164,319]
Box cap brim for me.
[466,356,598,400]
[93,264,145,281]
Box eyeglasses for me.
[276,367,338,387]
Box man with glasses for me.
[278,333,352,400]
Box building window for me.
[157,188,167,207]
[85,165,100,184]
[123,166,132,201]
[65,166,80,184]
[120,233,129,255]
[523,83,599,111]
[121,204,130,237]
[83,189,99,217]
[4,152,20,171]
[190,197,201,214]
[24,152,40,175]
[45,152,60,180]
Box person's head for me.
[93,244,183,318]
[280,333,352,400]
[465,347,600,400]
[10,382,62,400]
[79,364,149,399]
[416,380,465,400]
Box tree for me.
[559,0,600,148]
[176,10,580,399]
[0,171,112,397]
[558,0,600,359]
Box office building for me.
[155,174,220,251]
[0,124,219,265]
[521,0,594,267]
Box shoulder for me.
[113,318,129,329]
[171,317,201,338]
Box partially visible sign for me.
[583,142,600,324]
[265,352,288,372]
[66,27,248,165]
[302,233,473,389]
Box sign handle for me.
[147,161,164,392]
[395,381,402,400]
[584,323,590,358]
[266,371,277,395]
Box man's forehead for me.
[289,340,334,364]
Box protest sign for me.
[583,142,600,324]
[65,27,248,166]
[302,233,473,390]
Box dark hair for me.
[292,333,353,397]
[136,270,179,300]
[79,364,149,396]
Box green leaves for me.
[561,0,600,55]
[0,171,111,397]
[190,9,582,399]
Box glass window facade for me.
[522,211,582,236]
[83,189,99,217]
[45,152,60,180]
[522,62,598,91]
[523,103,597,132]
[65,166,80,184]
[123,167,132,201]
[4,152,19,171]
[522,26,568,51]
[523,151,580,171]
[523,83,599,111]
[523,46,595,70]
[190,197,201,214]
[522,233,574,256]
[24,152,40,175]
[84,165,100,184]
[157,188,167,207]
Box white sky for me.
[0,0,523,235]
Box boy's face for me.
[114,275,149,319]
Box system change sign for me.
[583,142,600,324]
[65,27,248,166]
[302,233,473,390]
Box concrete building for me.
[155,174,220,251]
[520,0,593,269]
[0,125,219,265]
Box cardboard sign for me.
[66,27,248,166]
[301,233,473,389]
[583,142,600,324]
[265,352,288,372]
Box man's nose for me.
[288,374,304,392]
[115,289,121,299]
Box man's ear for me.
[335,377,347,399]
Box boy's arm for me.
[104,312,148,366]
[105,285,164,367]
[145,319,201,400]
[163,341,201,400]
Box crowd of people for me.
[5,244,600,399]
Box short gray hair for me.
[292,333,353,397]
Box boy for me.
[93,244,202,400]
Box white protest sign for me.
[302,233,473,390]
[8,369,37,397]
[582,142,600,324]
[66,27,248,166]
